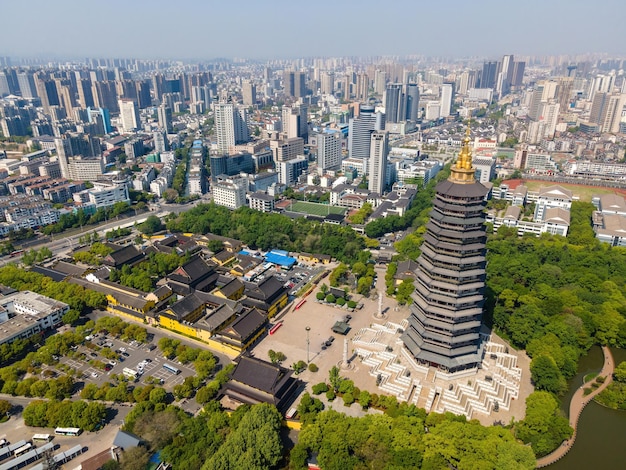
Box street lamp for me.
[305,326,311,364]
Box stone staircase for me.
[356,348,421,402]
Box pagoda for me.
[401,128,489,372]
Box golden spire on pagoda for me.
[449,123,476,184]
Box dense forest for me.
[486,202,626,396]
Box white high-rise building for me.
[215,102,249,155]
[440,84,453,118]
[118,99,140,133]
[368,131,389,194]
[317,130,342,173]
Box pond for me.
[548,347,626,469]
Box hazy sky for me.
[1,0,625,60]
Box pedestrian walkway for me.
[535,345,614,468]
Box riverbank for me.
[535,346,614,468]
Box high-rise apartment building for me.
[35,73,60,113]
[215,101,249,155]
[590,92,626,134]
[402,131,489,372]
[92,81,119,113]
[77,78,95,108]
[321,72,335,95]
[374,70,386,95]
[368,131,389,194]
[17,71,37,99]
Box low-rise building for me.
[213,177,247,210]
[0,291,69,346]
[248,192,275,213]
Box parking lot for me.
[272,263,327,297]
[47,330,199,393]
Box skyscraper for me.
[348,105,385,160]
[402,130,489,372]
[405,83,419,121]
[480,61,497,89]
[368,131,389,194]
[384,83,406,123]
[495,54,514,96]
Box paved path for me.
[536,346,614,468]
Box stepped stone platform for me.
[351,322,530,424]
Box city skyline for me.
[2,0,625,60]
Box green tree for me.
[0,399,11,416]
[120,446,150,470]
[203,404,283,470]
[516,391,572,457]
[530,355,567,394]
[328,366,342,392]
[139,215,163,235]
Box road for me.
[4,201,200,261]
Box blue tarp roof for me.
[265,251,296,267]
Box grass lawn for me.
[289,200,347,216]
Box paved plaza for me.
[252,266,533,425]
